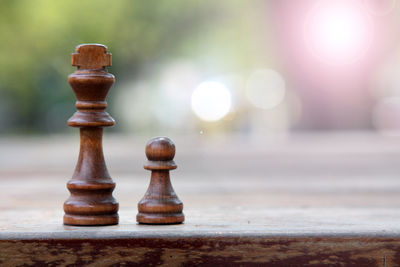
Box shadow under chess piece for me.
[63,44,119,226]
[137,137,184,224]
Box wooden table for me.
[1,133,400,266]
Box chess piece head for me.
[144,137,177,170]
[68,44,115,128]
[71,43,111,69]
[137,137,184,224]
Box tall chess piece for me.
[137,137,184,224]
[63,44,119,226]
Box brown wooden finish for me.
[137,137,184,224]
[1,236,400,266]
[63,44,119,226]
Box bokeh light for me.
[245,69,286,110]
[0,0,398,134]
[191,81,232,122]
[155,62,199,127]
[304,0,371,65]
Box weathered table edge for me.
[1,233,399,266]
[2,230,400,240]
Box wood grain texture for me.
[63,44,118,226]
[1,237,399,266]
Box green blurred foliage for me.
[0,0,267,134]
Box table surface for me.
[3,132,400,266]
[1,132,400,239]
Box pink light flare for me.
[304,0,372,66]
[272,0,393,79]
[270,0,395,129]
[362,0,397,16]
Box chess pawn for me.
[63,44,119,226]
[137,137,184,224]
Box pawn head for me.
[146,137,175,161]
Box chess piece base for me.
[64,214,119,226]
[137,212,184,225]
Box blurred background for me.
[0,0,400,137]
[2,0,400,230]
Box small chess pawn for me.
[137,137,184,224]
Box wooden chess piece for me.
[63,44,119,226]
[137,137,184,224]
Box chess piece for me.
[63,44,119,226]
[137,137,184,224]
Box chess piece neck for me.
[146,170,176,197]
[72,128,111,183]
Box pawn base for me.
[64,214,119,226]
[137,212,184,225]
